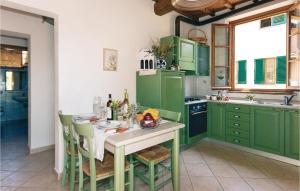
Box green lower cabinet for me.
[226,136,250,147]
[251,107,285,155]
[208,103,226,141]
[285,109,300,160]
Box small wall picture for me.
[103,48,118,71]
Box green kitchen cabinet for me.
[285,109,300,160]
[136,72,161,108]
[136,70,186,144]
[251,106,285,155]
[208,103,226,141]
[196,44,210,76]
[160,36,196,71]
[161,71,185,121]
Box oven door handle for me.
[191,111,207,115]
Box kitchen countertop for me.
[207,99,300,109]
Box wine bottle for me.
[106,94,112,120]
[123,89,129,114]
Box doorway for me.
[0,39,29,157]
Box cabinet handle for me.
[234,115,240,118]
[234,123,240,127]
[234,139,240,143]
[234,131,240,135]
[234,107,240,110]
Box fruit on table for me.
[143,108,160,120]
[136,114,144,122]
[143,113,154,121]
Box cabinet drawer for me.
[226,136,250,147]
[226,104,250,113]
[226,120,250,131]
[227,112,250,122]
[226,128,249,139]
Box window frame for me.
[227,4,297,93]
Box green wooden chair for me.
[134,106,181,191]
[58,111,78,191]
[72,121,134,191]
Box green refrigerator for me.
[136,70,186,145]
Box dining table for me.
[102,120,185,191]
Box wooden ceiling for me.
[154,0,251,20]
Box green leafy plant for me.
[111,100,121,110]
[146,39,174,59]
[246,95,255,101]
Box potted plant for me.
[147,39,174,69]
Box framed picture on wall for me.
[103,48,118,71]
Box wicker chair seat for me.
[134,145,170,164]
[82,152,129,180]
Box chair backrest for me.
[138,105,181,122]
[72,121,97,185]
[58,111,76,155]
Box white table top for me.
[106,121,185,147]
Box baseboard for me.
[206,138,300,167]
[30,144,55,154]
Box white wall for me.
[1,8,55,150]
[1,0,178,174]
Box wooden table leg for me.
[114,146,125,191]
[172,130,180,191]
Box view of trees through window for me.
[234,14,287,89]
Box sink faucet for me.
[284,95,295,105]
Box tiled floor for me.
[1,138,299,191]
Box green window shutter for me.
[271,14,286,26]
[276,56,286,84]
[254,59,265,84]
[237,60,247,84]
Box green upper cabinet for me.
[196,44,210,76]
[251,106,285,155]
[285,109,300,160]
[160,36,196,71]
[208,103,226,141]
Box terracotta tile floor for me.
[1,137,299,191]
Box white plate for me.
[97,120,121,129]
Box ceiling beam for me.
[224,0,235,10]
[154,0,173,16]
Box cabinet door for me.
[161,72,184,121]
[161,72,185,145]
[136,72,161,108]
[251,107,284,155]
[208,103,225,140]
[178,38,196,71]
[197,44,210,76]
[285,109,300,160]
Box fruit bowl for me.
[139,118,161,129]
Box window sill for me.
[228,89,296,95]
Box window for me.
[211,4,299,91]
